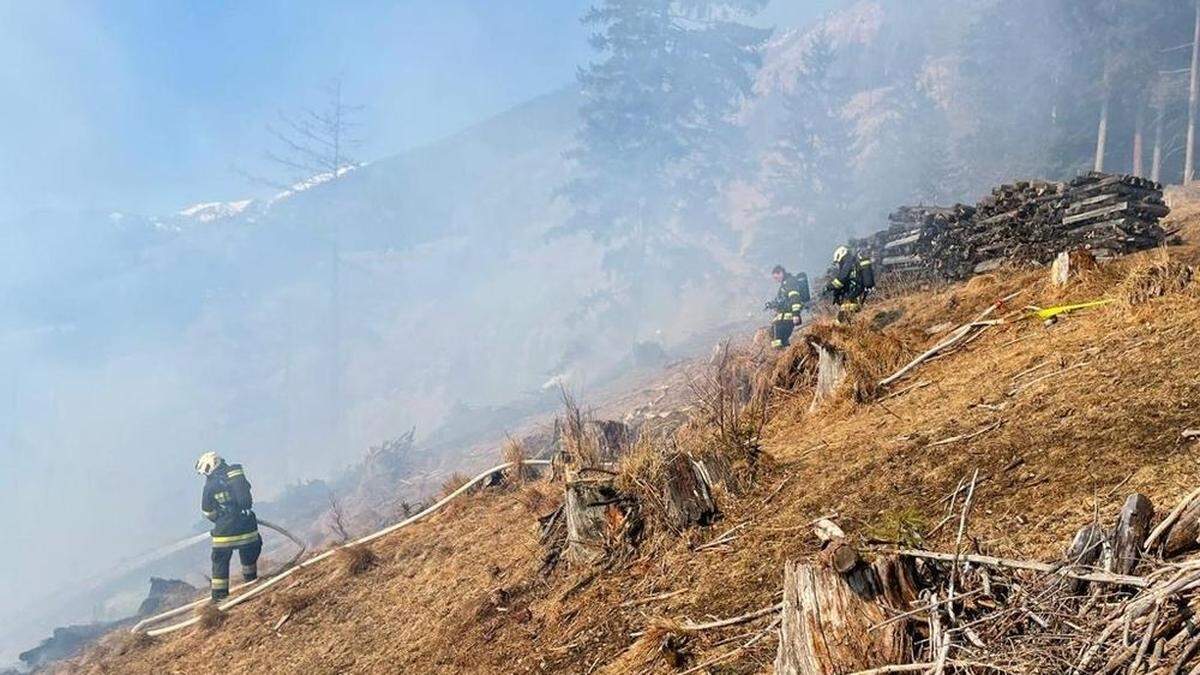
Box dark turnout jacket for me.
[201,462,260,548]
[769,272,811,318]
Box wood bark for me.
[662,453,717,528]
[1163,496,1200,558]
[564,479,620,565]
[1188,0,1200,183]
[809,340,847,411]
[1110,493,1154,575]
[1065,522,1107,594]
[774,561,908,675]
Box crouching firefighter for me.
[195,451,261,601]
[766,265,811,349]
[825,246,874,315]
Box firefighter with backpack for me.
[825,246,874,317]
[765,265,811,349]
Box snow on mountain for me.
[177,199,255,223]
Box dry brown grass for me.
[502,438,530,485]
[1118,247,1195,306]
[439,471,469,498]
[336,544,378,577]
[278,589,317,614]
[195,603,225,630]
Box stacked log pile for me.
[846,172,1169,288]
[849,204,975,281]
[1059,172,1170,257]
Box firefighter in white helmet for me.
[195,451,261,600]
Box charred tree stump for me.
[662,453,717,528]
[873,555,922,611]
[775,560,908,675]
[1111,493,1154,575]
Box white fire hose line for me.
[129,518,306,634]
[135,460,550,637]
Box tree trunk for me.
[1187,1,1200,183]
[1110,493,1154,575]
[1094,94,1110,173]
[1152,101,1165,183]
[774,561,908,675]
[1133,105,1145,178]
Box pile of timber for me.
[777,487,1200,673]
[955,179,1067,276]
[849,204,976,281]
[847,172,1169,288]
[1059,172,1170,258]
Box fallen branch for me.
[927,421,1003,448]
[676,602,783,632]
[887,548,1149,588]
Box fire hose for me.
[132,459,551,636]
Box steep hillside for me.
[62,199,1200,673]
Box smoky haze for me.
[3,0,1183,666]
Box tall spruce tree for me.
[561,0,770,279]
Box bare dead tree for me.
[327,489,351,544]
[261,75,364,192]
[249,76,365,459]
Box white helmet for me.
[833,246,850,264]
[195,451,223,476]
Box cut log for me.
[1050,249,1098,287]
[1163,496,1200,558]
[1111,493,1154,574]
[774,561,908,675]
[662,453,718,528]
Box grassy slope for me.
[67,204,1200,674]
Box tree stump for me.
[873,555,922,611]
[564,479,620,565]
[585,420,637,463]
[809,340,847,412]
[1111,493,1154,574]
[1064,522,1107,593]
[662,453,717,528]
[775,561,908,675]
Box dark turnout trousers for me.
[211,536,262,600]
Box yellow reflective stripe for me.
[791,304,803,311]
[202,510,217,517]
[783,312,794,319]
[226,469,244,478]
[831,279,844,288]
[211,531,260,546]
[788,290,800,297]
[859,259,872,267]
[775,313,784,320]
[211,578,229,589]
